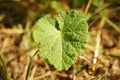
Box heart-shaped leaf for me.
[33,10,88,70]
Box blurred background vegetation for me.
[0,0,120,80]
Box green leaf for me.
[33,10,88,70]
[92,0,100,6]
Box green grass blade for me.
[87,3,112,21]
[0,53,11,80]
[106,18,120,33]
[94,3,112,15]
[0,67,6,80]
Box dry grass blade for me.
[30,66,37,80]
[33,71,51,80]
[52,71,68,77]
[84,0,93,15]
[79,56,92,66]
[0,29,24,34]
[93,17,106,71]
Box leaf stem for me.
[25,49,39,80]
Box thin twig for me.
[86,44,95,52]
[79,56,92,66]
[30,66,37,80]
[72,66,76,80]
[84,0,93,15]
[33,71,51,80]
[0,29,24,34]
[92,17,106,71]
[53,71,68,77]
